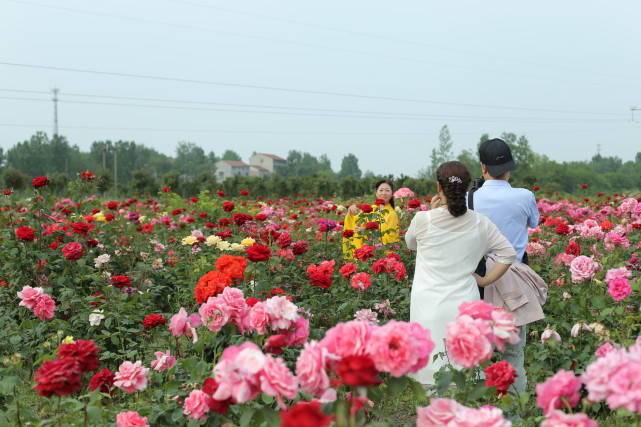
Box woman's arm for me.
[475,263,510,287]
[404,212,424,251]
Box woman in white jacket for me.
[405,161,516,385]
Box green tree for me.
[339,153,362,179]
[175,142,211,177]
[221,150,241,161]
[420,125,454,177]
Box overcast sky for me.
[2,0,640,176]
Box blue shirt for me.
[472,180,539,262]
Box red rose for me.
[161,186,171,193]
[110,275,132,288]
[190,197,199,203]
[34,357,82,397]
[239,189,249,196]
[232,213,253,226]
[245,297,261,306]
[279,401,333,427]
[246,244,271,262]
[354,245,375,261]
[374,198,386,206]
[339,263,357,278]
[306,260,335,289]
[532,185,541,192]
[31,176,49,188]
[555,223,570,235]
[408,199,421,209]
[358,204,373,213]
[218,217,232,227]
[335,355,381,386]
[364,221,379,230]
[215,230,233,239]
[62,242,84,261]
[580,183,589,190]
[15,226,36,241]
[79,170,95,181]
[71,222,93,236]
[104,213,115,222]
[88,368,114,393]
[484,360,517,395]
[3,188,13,196]
[565,240,581,256]
[142,313,167,329]
[291,240,308,255]
[254,213,267,221]
[342,229,355,238]
[201,378,232,414]
[58,339,100,372]
[600,220,614,231]
[215,255,247,281]
[216,190,225,197]
[106,200,119,210]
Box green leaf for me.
[239,408,256,427]
[0,376,19,395]
[387,376,407,397]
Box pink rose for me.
[595,342,617,358]
[168,308,201,341]
[458,300,495,320]
[198,296,231,332]
[569,256,599,283]
[114,361,149,393]
[220,286,248,324]
[605,359,641,412]
[608,277,631,302]
[247,301,270,334]
[541,327,562,343]
[535,370,582,414]
[445,315,493,368]
[321,320,374,358]
[367,321,434,377]
[605,267,631,284]
[183,389,212,420]
[116,411,149,427]
[150,350,176,372]
[296,341,332,397]
[32,293,56,320]
[416,398,461,426]
[282,316,310,348]
[213,342,265,403]
[264,296,299,330]
[454,406,511,427]
[490,309,519,351]
[541,410,597,427]
[17,286,44,309]
[259,355,298,405]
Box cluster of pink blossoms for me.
[445,301,519,368]
[181,341,297,421]
[604,266,632,302]
[569,255,600,284]
[296,319,434,400]
[416,398,511,427]
[582,336,641,413]
[170,287,309,354]
[17,285,56,320]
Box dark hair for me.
[436,161,471,217]
[374,179,395,208]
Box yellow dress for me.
[342,203,400,258]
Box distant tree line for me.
[0,128,639,198]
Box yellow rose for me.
[93,212,106,222]
[230,243,245,251]
[62,336,75,344]
[241,237,256,247]
[181,235,198,246]
[205,235,222,247]
[217,241,232,251]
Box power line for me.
[0,95,626,123]
[165,0,638,83]
[0,88,626,119]
[0,123,626,136]
[5,0,634,86]
[0,62,627,117]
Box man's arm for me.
[527,192,540,228]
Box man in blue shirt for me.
[471,138,539,394]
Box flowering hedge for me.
[0,178,640,426]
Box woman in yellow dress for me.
[342,180,400,258]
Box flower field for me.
[0,177,640,426]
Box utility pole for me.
[113,148,118,194]
[102,146,107,170]
[52,88,59,137]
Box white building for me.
[215,160,250,181]
[249,152,287,174]
[249,165,271,178]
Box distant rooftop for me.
[256,152,286,162]
[220,160,249,167]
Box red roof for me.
[221,160,248,167]
[256,153,286,161]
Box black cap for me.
[479,138,515,177]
